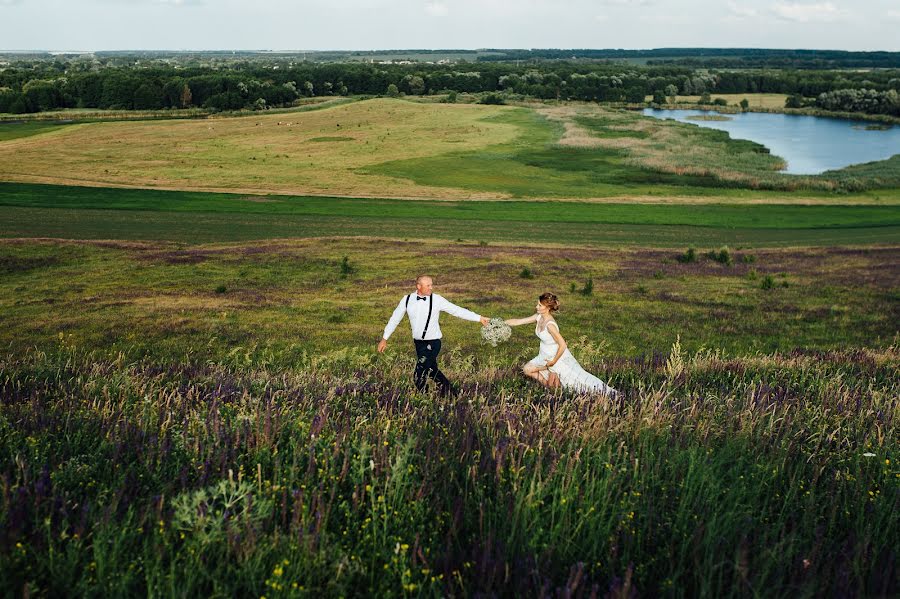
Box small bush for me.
[636,285,648,294]
[519,267,534,279]
[339,256,354,277]
[747,269,758,280]
[676,248,697,263]
[652,271,664,279]
[580,278,594,296]
[741,254,757,264]
[761,275,775,290]
[569,282,577,293]
[707,246,732,266]
[479,93,506,105]
[215,284,227,294]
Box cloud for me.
[594,14,609,22]
[771,2,846,23]
[0,0,24,5]
[594,0,654,5]
[726,1,759,18]
[888,9,900,20]
[424,1,448,17]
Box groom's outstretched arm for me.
[436,294,489,326]
[378,296,407,352]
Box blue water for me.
[641,109,900,175]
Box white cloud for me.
[726,1,759,18]
[771,2,846,23]
[424,1,448,17]
[887,9,900,20]
[594,14,609,22]
[0,0,24,5]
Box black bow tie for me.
[417,296,427,301]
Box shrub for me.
[707,246,732,266]
[519,267,534,279]
[741,254,757,264]
[676,248,697,264]
[580,278,594,296]
[761,275,775,290]
[479,93,506,105]
[215,284,227,294]
[340,256,354,277]
[569,282,577,293]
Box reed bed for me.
[1,342,896,597]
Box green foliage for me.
[761,274,775,289]
[519,266,534,279]
[676,247,697,263]
[580,277,594,296]
[707,246,733,266]
[785,94,805,109]
[478,93,506,105]
[339,255,354,277]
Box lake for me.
[641,109,900,175]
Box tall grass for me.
[2,342,896,596]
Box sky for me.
[1,0,898,52]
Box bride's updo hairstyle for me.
[539,292,560,313]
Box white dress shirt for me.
[383,292,482,341]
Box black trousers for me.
[413,339,453,396]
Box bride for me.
[505,293,618,396]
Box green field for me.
[2,183,899,246]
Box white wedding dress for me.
[526,316,618,396]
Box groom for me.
[377,275,489,396]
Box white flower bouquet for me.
[481,317,512,347]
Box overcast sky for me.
[1,0,898,52]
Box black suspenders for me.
[422,294,433,339]
[406,293,434,339]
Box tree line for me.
[1,58,898,116]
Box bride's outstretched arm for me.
[504,314,539,327]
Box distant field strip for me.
[1,183,898,246]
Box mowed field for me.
[2,97,900,202]
[0,99,522,199]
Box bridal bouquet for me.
[481,317,512,347]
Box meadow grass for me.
[1,336,896,597]
[1,238,896,360]
[1,237,897,596]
